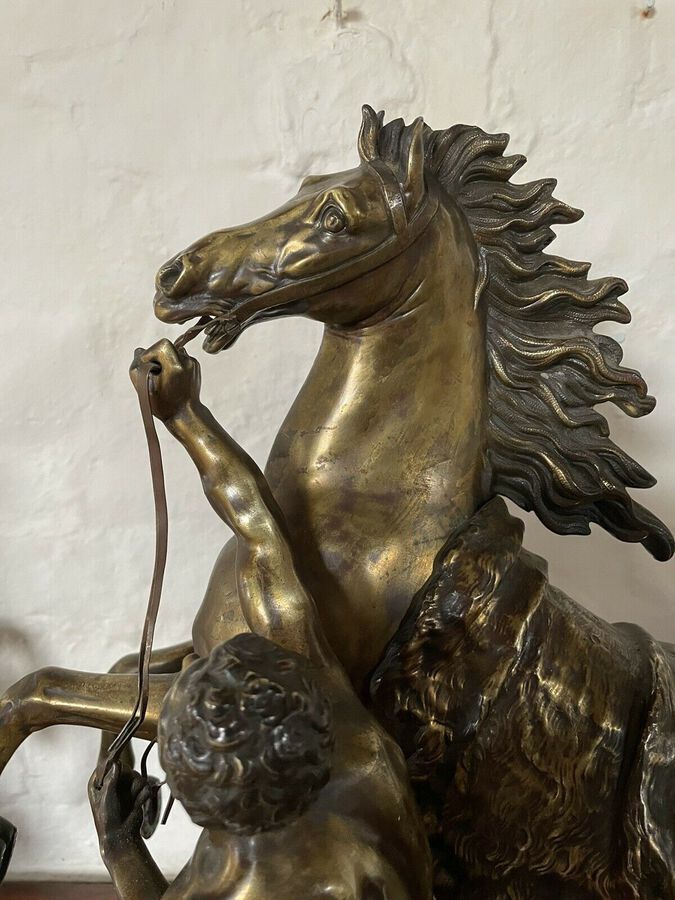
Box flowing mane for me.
[375,114,674,561]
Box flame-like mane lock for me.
[364,109,673,560]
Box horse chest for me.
[191,478,445,688]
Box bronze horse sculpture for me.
[1,107,673,898]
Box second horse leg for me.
[0,667,176,775]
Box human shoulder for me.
[250,815,416,899]
[163,830,249,899]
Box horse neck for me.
[266,216,489,546]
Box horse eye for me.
[319,205,347,234]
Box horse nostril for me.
[157,258,188,296]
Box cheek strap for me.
[224,173,440,338]
[367,158,410,236]
[95,363,169,791]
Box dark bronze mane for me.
[364,112,673,561]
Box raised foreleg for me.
[0,667,176,775]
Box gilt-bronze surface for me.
[87,338,432,897]
[1,106,673,898]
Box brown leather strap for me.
[367,158,409,235]
[95,363,168,787]
[96,318,210,790]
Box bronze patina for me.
[0,107,673,898]
[88,337,432,897]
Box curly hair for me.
[158,633,334,833]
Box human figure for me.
[88,339,433,900]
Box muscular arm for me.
[166,398,334,667]
[100,838,168,900]
[131,339,336,667]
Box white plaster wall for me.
[0,0,673,880]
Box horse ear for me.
[358,104,381,162]
[399,117,426,214]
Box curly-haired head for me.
[158,633,334,833]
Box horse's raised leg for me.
[97,640,194,770]
[0,666,177,880]
[0,667,176,775]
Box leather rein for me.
[94,320,209,790]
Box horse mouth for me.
[200,315,242,353]
[154,290,246,353]
[154,286,302,353]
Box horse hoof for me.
[140,777,162,840]
[0,816,17,883]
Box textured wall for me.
[1,0,673,880]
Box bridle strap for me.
[367,158,409,235]
[95,362,169,789]
[226,168,440,333]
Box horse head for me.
[154,106,445,353]
[154,105,674,562]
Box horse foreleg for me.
[98,640,194,769]
[0,667,176,775]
